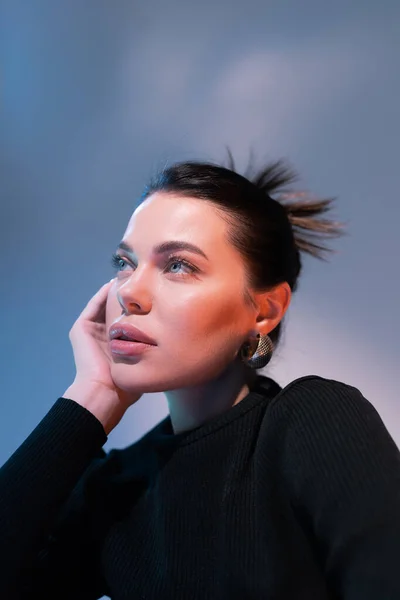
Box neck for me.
[165,360,257,435]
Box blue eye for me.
[164,256,198,275]
[110,253,198,276]
[111,253,128,270]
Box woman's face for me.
[105,191,259,394]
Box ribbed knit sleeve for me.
[270,376,400,599]
[0,397,109,599]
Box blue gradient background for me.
[1,0,399,472]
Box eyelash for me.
[110,252,199,276]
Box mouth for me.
[108,323,157,346]
[113,335,155,345]
[109,337,155,356]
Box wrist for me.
[62,382,125,435]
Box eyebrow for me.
[117,240,209,261]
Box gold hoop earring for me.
[240,333,273,369]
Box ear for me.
[254,281,291,336]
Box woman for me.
[1,157,400,599]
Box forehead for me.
[124,192,230,250]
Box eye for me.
[164,255,198,276]
[110,252,199,277]
[111,253,130,271]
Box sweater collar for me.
[149,374,281,450]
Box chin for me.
[110,361,169,394]
[109,364,199,394]
[109,355,235,393]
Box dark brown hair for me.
[139,153,343,349]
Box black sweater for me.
[1,374,400,599]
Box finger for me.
[79,279,115,321]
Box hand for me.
[63,279,142,433]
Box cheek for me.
[160,288,247,343]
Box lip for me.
[108,322,157,345]
[109,339,154,357]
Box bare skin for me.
[102,192,291,434]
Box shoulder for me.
[270,374,373,416]
[260,376,400,512]
[262,374,390,445]
[275,373,363,397]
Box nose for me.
[116,271,152,315]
